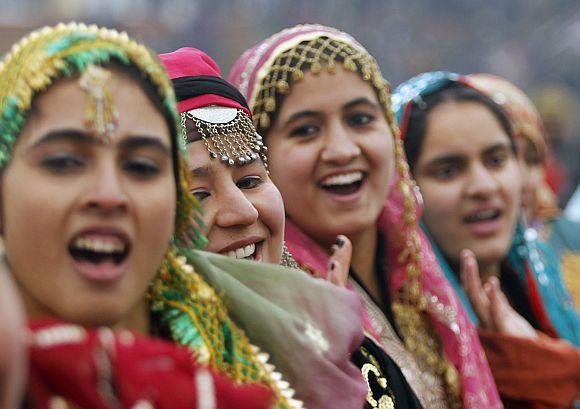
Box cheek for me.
[135,182,176,247]
[366,134,395,185]
[268,141,317,199]
[418,179,460,222]
[254,183,285,239]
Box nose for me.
[320,121,361,165]
[465,162,499,199]
[214,186,259,228]
[81,162,128,216]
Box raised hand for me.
[327,235,352,287]
[460,249,537,339]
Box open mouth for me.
[220,241,263,262]
[69,234,130,266]
[319,171,365,195]
[463,209,501,224]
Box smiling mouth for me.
[69,235,130,266]
[220,242,262,261]
[319,171,365,195]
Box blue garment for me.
[394,71,580,347]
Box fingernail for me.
[336,237,345,248]
[329,261,336,271]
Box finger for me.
[327,235,351,287]
[487,277,510,331]
[460,249,492,328]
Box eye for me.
[122,157,161,178]
[432,164,460,180]
[347,112,375,127]
[237,175,263,190]
[40,153,84,173]
[289,124,319,138]
[485,151,509,169]
[190,189,210,202]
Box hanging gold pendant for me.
[78,64,118,142]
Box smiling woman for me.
[0,22,375,409]
[230,24,502,409]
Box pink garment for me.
[229,24,503,408]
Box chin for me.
[59,299,132,328]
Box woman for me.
[230,24,501,409]
[158,46,367,408]
[466,73,580,306]
[0,23,362,408]
[393,71,580,408]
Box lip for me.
[217,236,265,254]
[317,168,367,184]
[317,169,367,203]
[462,207,504,237]
[68,227,131,283]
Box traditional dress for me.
[0,23,365,409]
[393,70,580,408]
[229,24,502,409]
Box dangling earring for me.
[280,243,299,269]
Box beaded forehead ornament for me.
[182,106,267,168]
[160,47,268,169]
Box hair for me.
[403,82,514,173]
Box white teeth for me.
[221,243,256,260]
[320,171,363,187]
[469,210,498,221]
[73,237,126,254]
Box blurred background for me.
[1,0,579,204]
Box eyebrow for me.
[28,129,170,155]
[281,97,380,128]
[343,97,379,111]
[483,142,512,155]
[190,165,212,177]
[426,142,512,167]
[118,136,171,155]
[29,129,100,149]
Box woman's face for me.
[186,135,284,264]
[514,137,545,220]
[2,68,176,330]
[266,64,395,247]
[414,100,521,274]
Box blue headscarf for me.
[393,71,580,346]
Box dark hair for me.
[403,82,514,173]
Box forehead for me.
[280,64,377,111]
[23,67,170,145]
[185,139,266,174]
[423,100,510,156]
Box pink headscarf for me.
[230,24,502,408]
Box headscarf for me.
[230,25,502,409]
[392,71,580,347]
[0,24,366,409]
[158,46,367,409]
[465,74,560,222]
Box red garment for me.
[27,320,272,409]
[479,329,580,409]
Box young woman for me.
[230,24,502,409]
[466,73,580,305]
[393,71,580,408]
[158,46,367,409]
[0,23,362,408]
